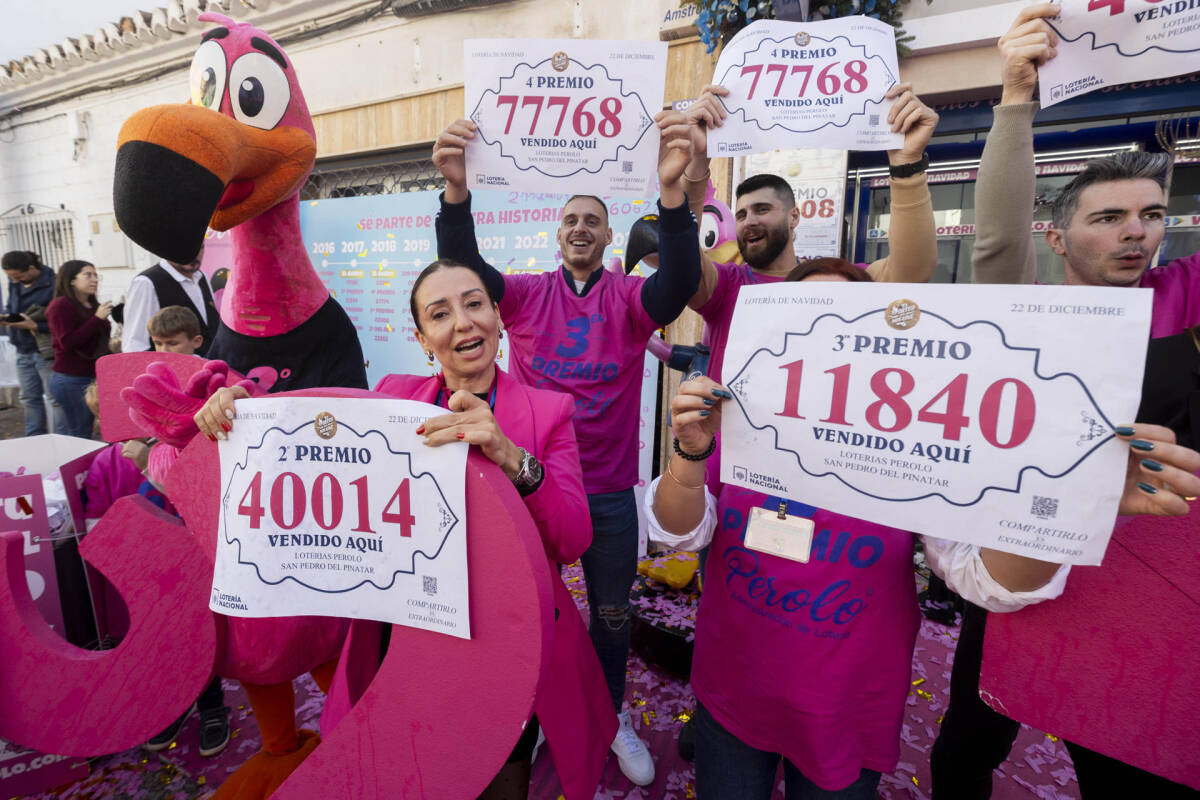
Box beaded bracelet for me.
[673,436,715,461]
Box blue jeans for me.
[16,352,64,436]
[580,488,639,712]
[49,372,95,439]
[694,702,882,800]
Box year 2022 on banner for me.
[719,282,1152,566]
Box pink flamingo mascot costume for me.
[118,13,365,798]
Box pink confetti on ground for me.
[14,565,1080,799]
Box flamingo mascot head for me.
[114,12,329,339]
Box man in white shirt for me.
[122,244,219,355]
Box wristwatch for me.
[888,151,929,179]
[512,447,545,496]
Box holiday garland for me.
[685,0,932,54]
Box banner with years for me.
[213,396,470,637]
[464,38,668,197]
[719,282,1153,566]
[1039,0,1200,107]
[707,16,903,157]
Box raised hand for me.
[432,119,478,204]
[998,2,1060,105]
[655,110,694,207]
[885,82,939,166]
[684,84,729,172]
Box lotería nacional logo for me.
[551,51,569,72]
[885,299,920,330]
[314,412,338,440]
[794,32,811,47]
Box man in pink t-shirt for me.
[431,113,701,786]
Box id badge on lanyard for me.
[744,497,817,564]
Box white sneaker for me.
[611,709,655,786]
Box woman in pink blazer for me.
[195,259,617,799]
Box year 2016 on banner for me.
[464,38,667,197]
[213,397,470,637]
[719,283,1152,566]
[708,16,904,156]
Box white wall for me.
[0,0,663,301]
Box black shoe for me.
[197,705,230,757]
[677,715,696,762]
[146,705,194,751]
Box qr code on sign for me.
[422,575,438,596]
[622,161,633,173]
[869,115,879,127]
[1031,496,1058,520]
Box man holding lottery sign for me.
[432,109,701,787]
[679,79,940,494]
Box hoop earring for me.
[425,351,434,363]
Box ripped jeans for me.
[580,488,640,712]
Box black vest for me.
[139,264,220,356]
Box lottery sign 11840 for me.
[707,16,904,157]
[1039,0,1200,107]
[213,397,470,638]
[719,283,1153,566]
[464,39,667,197]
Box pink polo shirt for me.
[693,485,920,790]
[697,261,784,388]
[500,268,659,494]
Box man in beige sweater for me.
[933,5,1200,799]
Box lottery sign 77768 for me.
[707,16,904,157]
[719,282,1153,566]
[464,39,668,197]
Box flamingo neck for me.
[224,196,328,337]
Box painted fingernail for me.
[216,431,226,441]
[416,424,425,435]
[224,408,235,419]
[699,410,711,417]
[221,422,231,432]
[1137,482,1158,495]
[711,388,733,399]
[206,433,217,442]
[1141,459,1164,472]
[456,432,465,439]
[1114,426,1135,436]
[1130,439,1154,451]
[703,398,714,406]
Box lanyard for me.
[762,496,818,519]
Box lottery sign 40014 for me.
[215,396,470,637]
